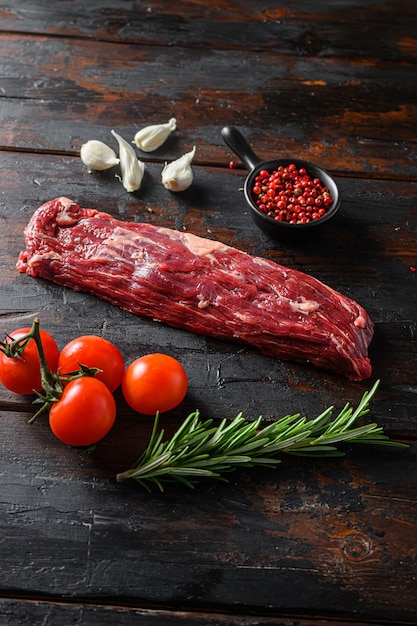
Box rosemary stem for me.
[115,380,407,491]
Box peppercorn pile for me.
[252,164,334,224]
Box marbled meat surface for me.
[17,197,374,380]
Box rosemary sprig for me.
[116,380,407,492]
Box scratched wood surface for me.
[0,1,416,625]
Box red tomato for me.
[58,335,125,392]
[49,377,116,446]
[0,327,59,395]
[122,353,188,415]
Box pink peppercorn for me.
[251,164,333,225]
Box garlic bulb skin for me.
[161,146,196,192]
[134,118,176,152]
[111,130,145,192]
[80,140,120,171]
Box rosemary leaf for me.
[116,380,407,491]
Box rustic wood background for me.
[0,1,416,624]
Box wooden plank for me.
[0,598,399,626]
[0,404,415,621]
[0,0,415,64]
[0,35,416,177]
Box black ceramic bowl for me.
[221,126,341,241]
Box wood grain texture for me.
[0,406,415,619]
[3,599,409,626]
[0,33,416,177]
[0,0,415,63]
[0,1,416,624]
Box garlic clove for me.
[161,146,196,192]
[111,130,145,193]
[134,118,176,152]
[80,140,120,171]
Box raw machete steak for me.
[17,197,373,380]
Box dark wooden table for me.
[0,1,416,624]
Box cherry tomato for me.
[58,335,125,392]
[122,353,188,415]
[49,377,116,446]
[0,327,59,395]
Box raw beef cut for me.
[17,197,373,380]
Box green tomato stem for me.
[2,317,101,422]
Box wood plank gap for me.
[0,146,415,183]
[0,593,410,626]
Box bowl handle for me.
[221,126,263,172]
